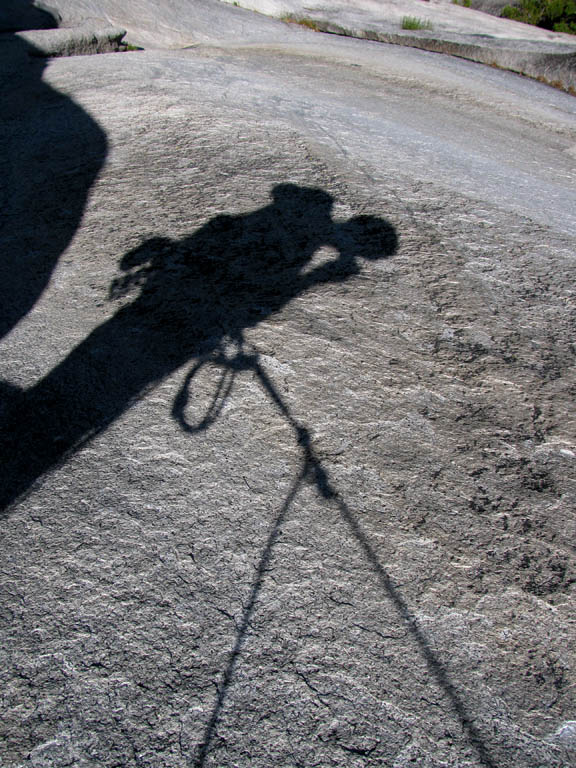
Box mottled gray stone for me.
[0,16,575,768]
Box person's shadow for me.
[0,183,397,513]
[0,5,107,343]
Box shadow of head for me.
[270,183,397,262]
[335,214,398,261]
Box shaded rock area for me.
[1,3,575,768]
[0,0,60,32]
[0,1,125,57]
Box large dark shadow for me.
[0,176,496,765]
[0,4,107,342]
[0,184,396,512]
[0,0,60,32]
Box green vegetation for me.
[500,0,576,33]
[401,15,434,29]
[452,0,472,7]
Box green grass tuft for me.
[401,16,434,30]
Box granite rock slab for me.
[0,27,575,768]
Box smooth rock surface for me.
[30,0,314,48]
[36,0,576,90]
[218,0,576,91]
[219,0,574,41]
[0,6,575,768]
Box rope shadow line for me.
[194,467,307,768]
[191,351,495,768]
